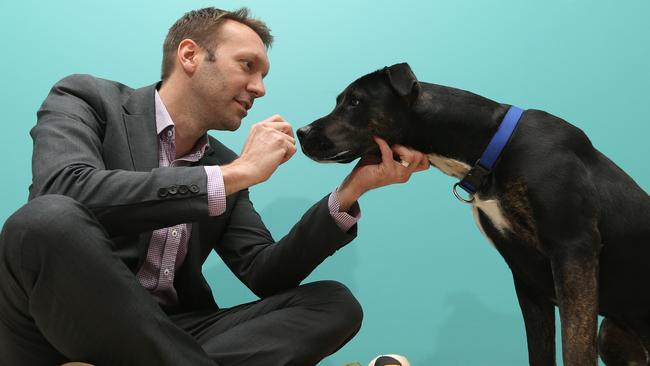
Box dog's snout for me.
[296,125,312,142]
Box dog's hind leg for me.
[513,274,556,366]
[598,318,648,365]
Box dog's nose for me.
[296,125,312,141]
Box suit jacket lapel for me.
[122,83,159,172]
[121,83,160,267]
[199,136,222,166]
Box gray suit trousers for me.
[0,195,362,366]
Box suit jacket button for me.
[168,185,178,195]
[158,188,168,197]
[189,184,200,194]
[179,185,189,195]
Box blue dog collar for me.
[453,105,525,203]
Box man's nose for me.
[248,75,266,98]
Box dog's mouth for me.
[297,124,377,164]
[310,149,360,164]
[304,144,380,164]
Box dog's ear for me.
[384,63,420,107]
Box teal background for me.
[1,1,649,365]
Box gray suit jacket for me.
[29,74,357,311]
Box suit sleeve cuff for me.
[328,188,361,232]
[204,165,226,216]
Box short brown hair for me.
[161,7,273,80]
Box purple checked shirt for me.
[136,91,361,305]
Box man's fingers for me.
[372,139,429,183]
[266,123,294,138]
[407,153,429,173]
[373,136,394,165]
[265,126,295,146]
[416,154,430,171]
[405,153,422,171]
[280,142,297,164]
[261,114,285,123]
[392,145,416,171]
[278,124,295,138]
[282,133,296,146]
[262,115,294,138]
[393,145,430,173]
[392,144,413,158]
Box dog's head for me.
[297,63,421,163]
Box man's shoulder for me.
[43,74,159,119]
[51,74,137,101]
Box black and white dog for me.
[297,63,650,366]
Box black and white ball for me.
[368,354,411,366]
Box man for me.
[0,7,429,365]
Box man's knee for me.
[289,281,362,363]
[1,195,95,257]
[307,280,363,332]
[7,194,90,232]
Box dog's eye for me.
[350,98,360,106]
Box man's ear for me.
[384,63,420,107]
[178,39,201,75]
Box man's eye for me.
[241,61,252,70]
[350,98,360,106]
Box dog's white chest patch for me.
[427,154,511,244]
[472,197,511,239]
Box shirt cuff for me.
[328,188,361,232]
[204,165,226,216]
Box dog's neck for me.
[408,83,510,167]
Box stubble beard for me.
[193,63,242,132]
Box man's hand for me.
[221,115,296,195]
[337,136,429,212]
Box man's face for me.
[192,20,270,131]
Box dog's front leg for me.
[550,247,600,366]
[513,274,556,366]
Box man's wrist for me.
[337,178,365,213]
[221,161,256,195]
[328,189,361,232]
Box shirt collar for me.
[154,90,175,135]
[154,90,212,151]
